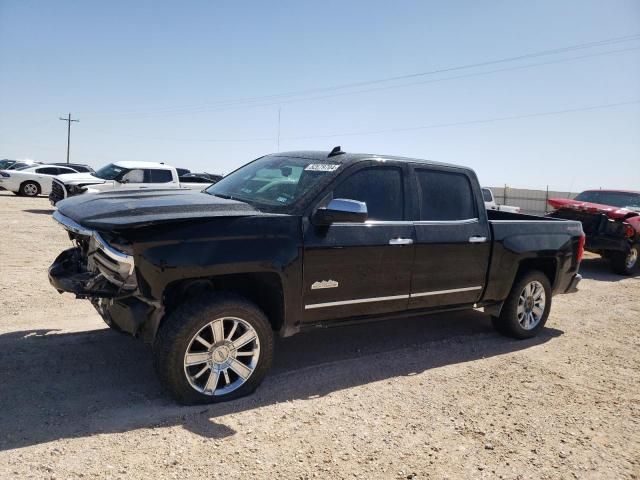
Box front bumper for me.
[48,248,121,298]
[49,247,159,338]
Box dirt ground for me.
[0,191,638,479]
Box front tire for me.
[492,270,551,339]
[20,181,40,197]
[610,243,639,276]
[153,293,274,404]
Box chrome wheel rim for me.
[626,247,638,269]
[183,317,260,396]
[517,280,546,330]
[24,184,38,196]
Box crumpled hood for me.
[56,172,107,186]
[56,189,264,230]
[548,197,639,220]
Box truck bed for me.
[483,209,584,302]
[487,209,560,222]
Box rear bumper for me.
[585,235,630,253]
[563,273,582,294]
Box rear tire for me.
[153,293,274,405]
[610,244,639,275]
[20,181,40,197]
[492,270,551,339]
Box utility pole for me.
[277,107,281,152]
[59,113,79,164]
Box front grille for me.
[88,234,136,290]
[49,180,66,205]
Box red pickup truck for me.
[548,190,640,275]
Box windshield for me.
[94,163,128,180]
[575,191,640,210]
[0,160,15,169]
[205,155,342,211]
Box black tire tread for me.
[610,244,639,276]
[492,270,551,340]
[153,292,274,405]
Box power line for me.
[283,100,640,140]
[58,113,79,163]
[86,99,640,144]
[161,45,640,117]
[78,45,640,121]
[78,33,640,119]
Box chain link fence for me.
[487,186,578,216]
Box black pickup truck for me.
[49,149,584,404]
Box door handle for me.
[389,238,413,245]
[469,236,487,243]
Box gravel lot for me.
[0,191,638,479]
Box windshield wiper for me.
[210,193,234,200]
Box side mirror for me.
[312,198,367,225]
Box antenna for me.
[328,146,344,157]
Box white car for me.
[50,161,211,205]
[482,187,521,213]
[0,165,81,197]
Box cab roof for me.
[112,161,173,169]
[271,149,469,171]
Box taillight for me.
[577,234,585,263]
[624,224,635,238]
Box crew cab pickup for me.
[49,161,212,205]
[548,190,640,275]
[48,149,584,404]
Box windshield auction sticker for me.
[304,163,340,172]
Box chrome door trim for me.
[333,218,479,227]
[414,218,479,226]
[410,286,483,298]
[304,294,409,310]
[304,286,484,309]
[389,238,414,245]
[468,236,488,243]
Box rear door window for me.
[145,169,173,183]
[415,169,477,221]
[333,167,404,221]
[35,167,59,175]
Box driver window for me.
[333,167,404,221]
[121,169,144,183]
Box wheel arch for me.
[159,272,286,336]
[514,257,558,289]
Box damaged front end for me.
[49,211,161,340]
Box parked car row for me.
[49,162,219,205]
[0,164,88,196]
[0,160,221,199]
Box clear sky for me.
[1,0,639,191]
